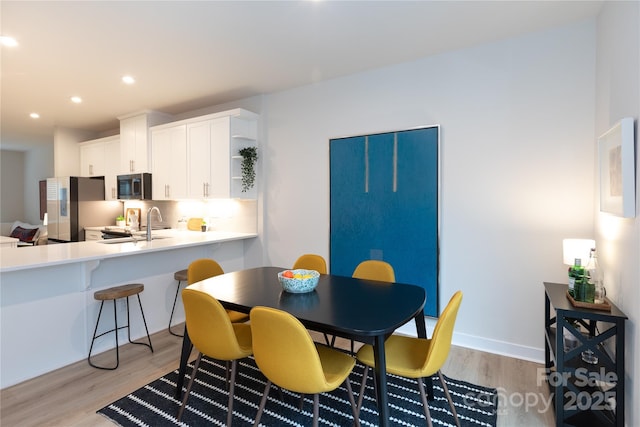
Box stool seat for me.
[94,283,144,301]
[174,269,188,282]
[88,283,153,370]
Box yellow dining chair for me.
[352,260,395,282]
[177,288,253,425]
[292,254,328,274]
[330,260,396,352]
[250,306,360,427]
[188,258,249,323]
[293,254,331,344]
[356,291,463,427]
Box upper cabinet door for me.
[103,137,120,201]
[208,117,231,199]
[80,141,105,177]
[120,115,149,173]
[151,124,187,200]
[79,135,119,200]
[186,120,213,198]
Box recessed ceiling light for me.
[0,36,18,47]
[122,75,135,85]
[30,113,40,119]
[70,96,82,104]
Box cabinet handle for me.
[89,164,93,175]
[165,184,169,198]
[129,160,134,172]
[111,187,116,199]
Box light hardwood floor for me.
[0,326,554,426]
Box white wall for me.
[53,127,95,177]
[595,2,639,426]
[260,20,597,362]
[24,145,54,224]
[0,150,25,222]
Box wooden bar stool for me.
[168,269,188,337]
[88,283,153,370]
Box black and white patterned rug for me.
[98,356,498,426]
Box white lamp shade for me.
[562,239,595,266]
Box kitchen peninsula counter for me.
[0,230,256,272]
[1,230,256,388]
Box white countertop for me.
[0,230,256,272]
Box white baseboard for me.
[395,318,545,364]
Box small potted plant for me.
[238,146,258,192]
[201,220,207,232]
[116,215,126,227]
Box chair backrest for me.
[423,291,463,374]
[352,260,395,283]
[250,306,328,393]
[293,254,327,274]
[188,258,225,285]
[182,288,246,360]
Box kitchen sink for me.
[96,236,170,244]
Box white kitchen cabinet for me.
[103,137,120,200]
[80,139,105,177]
[79,135,120,200]
[149,108,258,200]
[119,114,148,173]
[151,124,187,200]
[119,111,172,173]
[186,119,213,198]
[185,114,257,199]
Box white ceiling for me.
[1,0,603,150]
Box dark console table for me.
[544,282,627,427]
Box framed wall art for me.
[598,117,635,218]
[329,126,440,316]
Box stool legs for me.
[88,294,153,370]
[168,279,184,337]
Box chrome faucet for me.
[146,207,162,241]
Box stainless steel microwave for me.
[117,173,152,200]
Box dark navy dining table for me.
[174,266,427,427]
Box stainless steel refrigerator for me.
[46,177,122,242]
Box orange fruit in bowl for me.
[282,270,294,278]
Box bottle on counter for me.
[568,258,585,300]
[585,248,603,304]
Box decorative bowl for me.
[278,269,320,293]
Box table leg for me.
[174,327,193,400]
[373,334,390,427]
[414,312,427,339]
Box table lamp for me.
[562,238,595,267]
